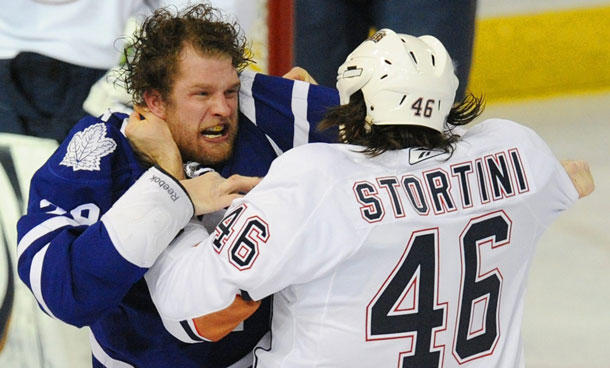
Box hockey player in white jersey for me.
[146,29,594,367]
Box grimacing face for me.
[163,44,240,167]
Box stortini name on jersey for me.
[353,147,530,222]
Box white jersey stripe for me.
[238,70,257,124]
[29,243,57,319]
[120,117,128,136]
[291,80,310,148]
[101,109,112,122]
[265,135,284,156]
[89,331,135,368]
[17,216,79,259]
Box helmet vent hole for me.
[409,51,418,64]
[384,59,392,65]
[400,38,406,43]
[399,95,407,105]
[380,74,388,80]
[370,106,375,111]
[431,55,436,66]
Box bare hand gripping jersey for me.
[147,119,578,367]
[16,71,338,367]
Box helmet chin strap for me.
[338,124,347,143]
[364,115,374,133]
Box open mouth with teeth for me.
[201,124,227,139]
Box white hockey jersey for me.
[147,118,578,367]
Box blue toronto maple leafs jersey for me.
[16,71,338,368]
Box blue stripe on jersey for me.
[252,73,298,152]
[307,83,340,143]
[220,73,338,179]
[249,72,339,152]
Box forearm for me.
[102,166,194,267]
[190,295,261,342]
[17,218,146,326]
[145,223,246,326]
[17,166,194,325]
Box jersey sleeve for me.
[147,145,363,325]
[238,70,339,152]
[16,115,194,327]
[496,119,578,227]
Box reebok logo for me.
[150,175,180,202]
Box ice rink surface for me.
[478,92,610,368]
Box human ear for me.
[143,90,167,119]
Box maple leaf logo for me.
[60,123,117,171]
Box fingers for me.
[561,160,595,198]
[128,110,144,123]
[217,193,245,209]
[196,173,261,196]
[133,105,168,128]
[182,173,262,215]
[282,67,318,85]
[133,105,150,116]
[282,67,300,80]
[126,111,146,138]
[220,175,262,195]
[128,105,154,128]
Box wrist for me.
[178,177,203,215]
[155,153,185,180]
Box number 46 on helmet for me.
[336,28,459,133]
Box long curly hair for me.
[318,91,485,157]
[119,3,253,106]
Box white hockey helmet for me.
[336,29,459,132]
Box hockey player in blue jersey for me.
[16,3,337,367]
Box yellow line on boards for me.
[468,5,610,102]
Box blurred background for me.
[1,0,608,367]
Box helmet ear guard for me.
[336,55,375,105]
[336,29,459,132]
